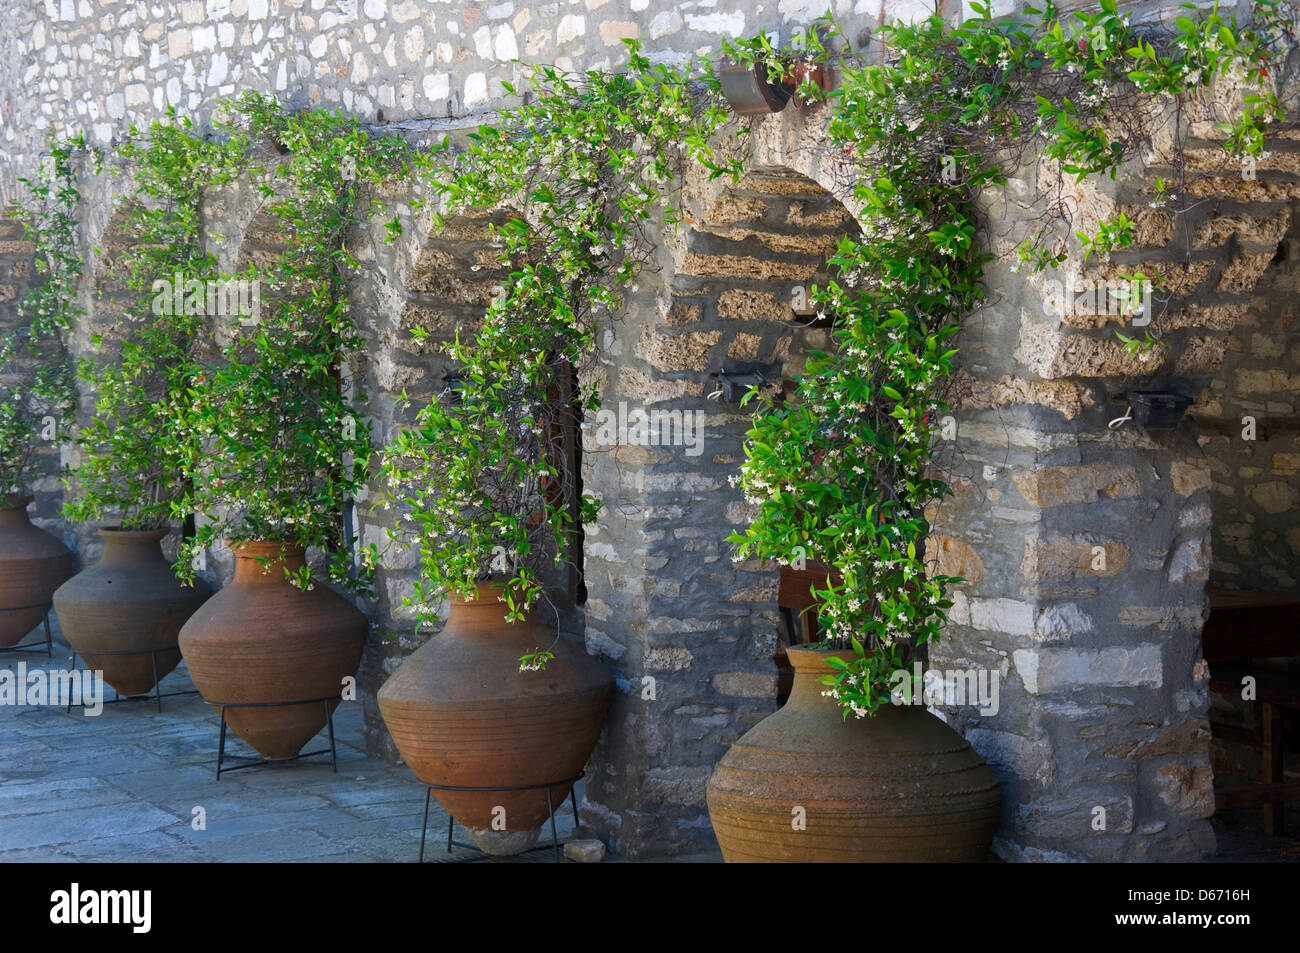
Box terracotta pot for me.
[785,61,828,108]
[378,581,613,855]
[178,540,367,760]
[0,495,72,648]
[53,528,211,696]
[707,646,1000,862]
[776,564,845,705]
[718,60,791,115]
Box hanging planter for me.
[718,60,792,115]
[787,61,829,108]
[716,21,836,118]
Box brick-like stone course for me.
[0,0,1294,865]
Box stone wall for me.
[0,0,1256,203]
[0,0,1295,862]
[1198,208,1300,595]
[1194,195,1300,805]
[926,112,1300,859]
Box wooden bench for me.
[1204,586,1300,834]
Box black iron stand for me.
[0,603,54,657]
[63,647,199,714]
[419,772,584,864]
[213,697,338,779]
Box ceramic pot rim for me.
[228,539,307,560]
[786,644,858,674]
[451,578,532,607]
[99,526,169,542]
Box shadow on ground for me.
[0,628,607,863]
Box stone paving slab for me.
[1,624,1291,864]
[0,635,594,863]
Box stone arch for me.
[927,118,1300,862]
[229,195,304,344]
[355,204,529,760]
[85,200,147,350]
[78,165,160,374]
[576,97,1300,861]
[667,166,860,706]
[67,199,160,558]
[386,207,521,402]
[1176,161,1300,845]
[578,113,872,856]
[73,176,223,561]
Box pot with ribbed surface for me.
[706,645,1000,862]
[0,495,72,648]
[178,540,367,760]
[378,580,613,856]
[53,528,211,696]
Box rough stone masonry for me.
[0,0,1296,861]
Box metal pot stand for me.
[0,602,55,657]
[418,771,585,864]
[210,696,339,779]
[62,646,200,714]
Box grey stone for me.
[564,838,606,863]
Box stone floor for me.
[0,628,621,863]
[3,626,1293,863]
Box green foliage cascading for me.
[380,43,737,662]
[1,137,87,497]
[727,1,1287,716]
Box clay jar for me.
[707,645,1001,862]
[378,581,613,855]
[717,59,792,115]
[178,540,367,759]
[54,528,212,696]
[0,495,72,648]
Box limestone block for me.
[1013,645,1162,694]
[1011,463,1140,508]
[711,672,777,698]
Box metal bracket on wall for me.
[1108,388,1193,430]
[707,362,784,403]
[441,372,467,403]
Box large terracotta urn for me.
[178,540,367,760]
[53,528,211,696]
[378,581,613,855]
[0,495,73,648]
[706,646,1001,862]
